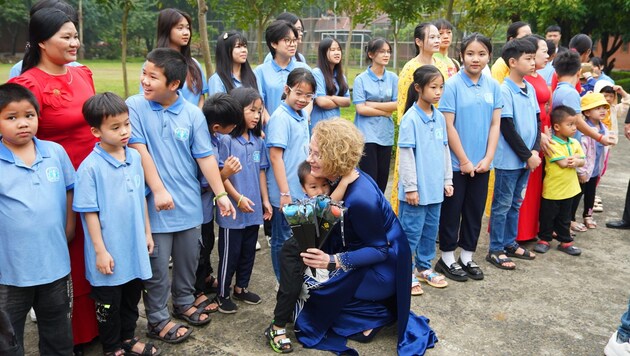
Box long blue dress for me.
[294,170,438,355]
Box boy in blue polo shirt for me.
[0,83,75,355]
[127,48,235,343]
[552,51,582,113]
[73,92,158,356]
[488,39,541,270]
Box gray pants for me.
[143,227,201,324]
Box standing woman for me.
[208,31,258,95]
[264,12,307,64]
[352,38,398,193]
[9,7,99,353]
[310,37,350,131]
[149,8,208,107]
[517,35,550,242]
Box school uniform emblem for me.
[46,167,60,182]
[253,150,261,163]
[484,93,494,105]
[134,175,142,188]
[174,127,190,141]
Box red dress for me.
[517,74,551,241]
[10,66,99,344]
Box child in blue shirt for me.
[74,92,158,356]
[488,39,541,270]
[127,48,235,343]
[0,83,75,355]
[398,66,452,295]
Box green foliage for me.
[616,78,630,93]
[0,0,29,55]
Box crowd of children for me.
[0,2,628,354]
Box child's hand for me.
[280,194,292,208]
[566,156,576,168]
[96,250,114,275]
[237,195,255,213]
[340,169,360,186]
[444,185,454,197]
[223,156,242,178]
[578,174,589,184]
[146,234,154,254]
[217,195,236,219]
[154,189,174,212]
[527,151,542,171]
[459,161,475,176]
[262,200,273,220]
[474,157,491,174]
[405,191,419,206]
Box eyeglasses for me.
[377,49,392,55]
[288,86,314,101]
[282,37,298,45]
[308,148,321,160]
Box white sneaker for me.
[605,331,630,355]
[266,235,272,247]
[255,241,262,251]
[29,308,37,323]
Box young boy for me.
[126,48,235,343]
[552,50,582,113]
[0,83,75,355]
[488,39,541,270]
[535,106,585,255]
[73,92,158,356]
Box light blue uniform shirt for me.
[0,138,74,287]
[495,78,540,170]
[216,132,269,229]
[207,72,242,95]
[552,82,581,113]
[73,144,152,287]
[265,102,310,207]
[538,61,555,86]
[254,58,311,116]
[200,134,222,224]
[310,67,349,131]
[9,60,81,79]
[264,52,306,64]
[140,58,208,106]
[352,66,398,146]
[397,103,448,205]
[127,92,214,233]
[439,70,503,171]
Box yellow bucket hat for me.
[581,92,610,112]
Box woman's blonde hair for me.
[312,119,364,177]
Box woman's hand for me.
[301,248,330,269]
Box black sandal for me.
[505,245,536,260]
[264,323,293,353]
[146,319,192,344]
[193,293,218,314]
[172,304,211,326]
[486,251,516,270]
[122,337,161,356]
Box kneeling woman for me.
[296,119,437,355]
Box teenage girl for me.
[310,37,350,131]
[143,8,208,107]
[433,18,460,78]
[208,31,258,95]
[436,33,502,282]
[398,65,452,296]
[391,23,443,211]
[264,12,307,63]
[352,38,398,193]
[490,21,532,83]
[266,68,316,281]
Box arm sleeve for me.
[191,110,214,158]
[438,79,456,113]
[126,98,147,145]
[57,144,75,190]
[265,114,290,149]
[352,76,366,104]
[399,148,417,193]
[533,113,542,152]
[500,117,533,161]
[444,143,453,186]
[72,164,99,213]
[208,74,227,95]
[391,73,399,102]
[313,69,326,97]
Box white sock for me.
[460,250,474,265]
[441,251,456,266]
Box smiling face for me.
[284,81,314,112]
[39,21,80,66]
[170,17,191,49]
[307,136,325,178]
[0,100,39,149]
[302,173,330,197]
[140,61,180,104]
[91,112,131,152]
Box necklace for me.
[66,69,73,85]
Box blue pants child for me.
[399,202,442,272]
[489,168,530,252]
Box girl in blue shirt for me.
[353,37,398,193]
[208,31,258,95]
[310,37,350,131]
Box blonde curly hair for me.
[312,118,364,177]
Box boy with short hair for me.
[126,48,235,343]
[74,92,158,356]
[552,50,582,112]
[0,83,75,355]
[535,106,585,255]
[488,39,541,270]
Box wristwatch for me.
[327,254,337,271]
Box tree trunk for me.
[121,3,130,98]
[392,22,399,71]
[78,0,85,60]
[197,0,213,76]
[343,19,354,70]
[445,0,455,22]
[599,33,623,73]
[257,20,265,64]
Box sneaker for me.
[29,308,37,323]
[233,288,262,305]
[256,241,262,251]
[266,235,272,247]
[605,331,630,355]
[534,242,550,254]
[215,295,238,314]
[593,202,604,213]
[557,243,581,256]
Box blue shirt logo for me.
[174,128,190,141]
[46,167,60,182]
[253,150,261,163]
[134,174,142,188]
[484,93,494,105]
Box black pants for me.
[0,275,73,356]
[91,279,143,353]
[273,237,304,327]
[571,176,599,219]
[217,225,259,298]
[439,171,490,252]
[623,180,630,222]
[194,221,215,296]
[359,143,392,193]
[539,197,574,243]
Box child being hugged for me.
[488,39,541,270]
[74,93,159,356]
[535,106,585,255]
[213,88,272,313]
[0,83,75,355]
[398,66,452,296]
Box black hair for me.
[523,34,545,48]
[589,56,604,68]
[214,31,258,92]
[30,0,77,21]
[156,8,203,94]
[0,83,40,115]
[298,160,312,186]
[433,18,453,31]
[553,50,581,77]
[545,39,556,56]
[365,37,391,64]
[202,93,242,131]
[145,48,188,89]
[501,38,536,65]
[22,8,74,74]
[404,65,444,114]
[568,34,592,56]
[316,37,349,96]
[599,85,615,94]
[276,12,304,62]
[229,87,263,138]
[265,20,298,59]
[413,22,434,56]
[506,21,529,41]
[551,105,577,126]
[460,32,492,57]
[281,67,316,100]
[82,92,128,128]
[545,25,561,34]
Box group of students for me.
[0,1,626,355]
